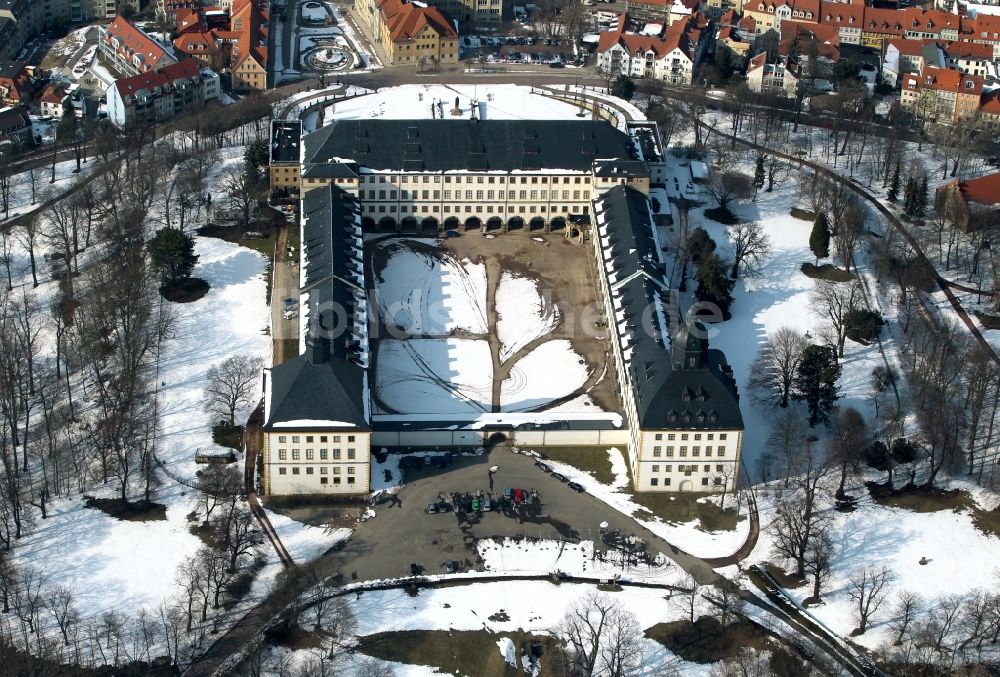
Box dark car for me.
[568,482,585,493]
[503,487,513,499]
[535,461,552,472]
[445,560,460,573]
[548,61,565,68]
[409,563,421,575]
[550,472,569,483]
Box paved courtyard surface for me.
[268,444,726,585]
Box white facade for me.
[263,430,372,495]
[598,43,696,84]
[634,429,742,491]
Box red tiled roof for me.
[230,0,269,70]
[944,40,992,60]
[886,37,927,56]
[819,1,863,29]
[377,0,458,42]
[981,91,1000,116]
[905,65,983,95]
[957,172,1000,205]
[113,58,203,99]
[103,16,173,72]
[39,84,66,104]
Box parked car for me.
[513,488,525,502]
[551,472,569,483]
[409,563,421,575]
[483,497,492,511]
[426,502,439,514]
[471,498,480,511]
[568,482,585,493]
[535,461,552,472]
[445,560,460,573]
[503,487,513,499]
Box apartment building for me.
[597,13,708,85]
[900,65,983,124]
[100,16,178,77]
[590,184,743,492]
[356,0,459,66]
[106,58,220,128]
[746,51,801,96]
[742,0,819,35]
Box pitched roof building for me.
[100,16,179,77]
[106,58,220,128]
[900,65,983,124]
[935,172,1000,232]
[597,13,709,85]
[0,60,30,106]
[229,0,269,91]
[356,0,459,66]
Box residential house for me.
[900,65,983,124]
[779,19,840,62]
[597,13,708,85]
[106,58,220,128]
[743,0,819,36]
[0,104,30,144]
[944,41,994,76]
[981,90,1000,134]
[746,51,801,96]
[935,172,1000,231]
[817,1,864,45]
[357,0,459,67]
[100,16,178,77]
[0,60,30,106]
[39,83,68,118]
[883,38,931,87]
[229,0,269,91]
[625,0,700,24]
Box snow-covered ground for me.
[372,238,605,416]
[375,239,488,334]
[318,84,585,122]
[271,580,714,676]
[742,475,1000,650]
[0,156,101,223]
[376,338,494,414]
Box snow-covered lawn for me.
[500,339,590,411]
[743,476,1000,650]
[11,235,271,620]
[496,271,559,360]
[1,157,101,223]
[301,1,333,22]
[375,239,488,335]
[376,338,494,414]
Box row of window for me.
[276,434,356,443]
[654,432,727,442]
[275,468,357,485]
[368,204,586,215]
[276,465,357,475]
[649,464,726,474]
[363,175,590,185]
[651,446,725,458]
[276,449,357,460]
[366,189,586,201]
[649,476,723,487]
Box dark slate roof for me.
[264,357,369,430]
[263,184,370,431]
[302,119,640,173]
[301,184,367,362]
[594,185,743,431]
[270,119,301,164]
[593,159,649,178]
[302,161,359,180]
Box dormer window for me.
[668,410,678,422]
[697,412,706,422]
[682,413,691,423]
[708,411,718,422]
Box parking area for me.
[269,444,723,585]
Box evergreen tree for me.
[611,75,636,101]
[793,344,841,426]
[809,213,831,263]
[688,227,717,264]
[753,153,766,200]
[695,253,736,320]
[147,227,199,286]
[887,162,900,203]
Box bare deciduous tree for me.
[848,565,893,634]
[203,353,264,429]
[810,279,864,357]
[748,327,808,408]
[726,221,771,278]
[556,591,643,677]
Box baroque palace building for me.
[261,116,743,496]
